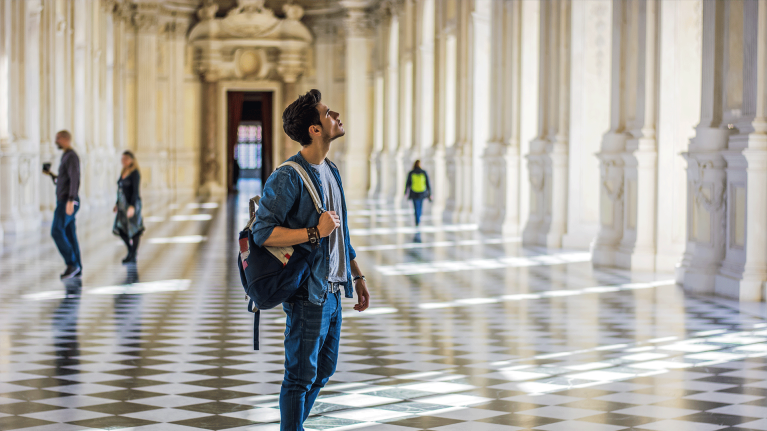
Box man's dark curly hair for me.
[283,89,322,147]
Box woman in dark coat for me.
[404,160,432,227]
[113,151,145,263]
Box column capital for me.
[100,0,117,14]
[343,7,373,38]
[309,17,337,39]
[163,16,191,37]
[132,3,162,32]
[113,1,134,24]
[375,0,404,20]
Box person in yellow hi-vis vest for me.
[404,160,432,227]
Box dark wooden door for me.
[226,91,274,193]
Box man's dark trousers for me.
[279,289,342,430]
[51,199,82,269]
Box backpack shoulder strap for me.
[277,161,324,215]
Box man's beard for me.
[328,129,345,142]
[55,143,62,150]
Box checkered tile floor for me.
[1,188,767,430]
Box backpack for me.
[237,161,324,350]
[411,172,428,193]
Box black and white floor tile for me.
[1,182,766,430]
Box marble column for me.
[677,0,729,294]
[615,0,659,270]
[38,0,59,220]
[523,0,570,248]
[168,18,192,200]
[413,0,435,169]
[470,0,491,225]
[368,70,385,199]
[445,0,474,224]
[425,0,448,219]
[562,0,612,248]
[654,0,703,271]
[384,10,400,202]
[481,0,521,236]
[341,2,373,201]
[199,78,221,196]
[367,4,387,200]
[0,0,43,237]
[715,0,767,301]
[132,4,159,195]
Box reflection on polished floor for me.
[1,187,767,431]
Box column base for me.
[342,153,370,202]
[198,181,227,198]
[1,214,44,236]
[592,243,618,267]
[680,267,717,294]
[480,215,521,237]
[521,220,543,247]
[714,273,765,302]
[562,227,599,250]
[615,247,657,271]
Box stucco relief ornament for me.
[529,159,545,192]
[488,161,501,188]
[691,160,725,213]
[18,158,30,186]
[600,159,624,201]
[221,1,280,38]
[190,0,312,42]
[190,0,311,83]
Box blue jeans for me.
[280,290,342,430]
[51,200,82,269]
[413,198,424,226]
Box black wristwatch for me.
[353,275,366,283]
[307,226,320,249]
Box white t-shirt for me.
[309,161,347,283]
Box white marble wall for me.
[0,0,198,241]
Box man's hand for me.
[65,201,75,216]
[317,211,340,237]
[353,278,370,312]
[113,205,118,213]
[127,206,135,218]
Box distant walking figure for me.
[113,151,145,264]
[43,130,83,279]
[404,160,432,227]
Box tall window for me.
[235,124,262,169]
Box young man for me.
[43,130,82,279]
[251,89,370,430]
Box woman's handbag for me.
[237,162,324,350]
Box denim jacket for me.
[251,151,356,306]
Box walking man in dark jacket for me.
[43,130,82,279]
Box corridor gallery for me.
[2,0,767,430]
